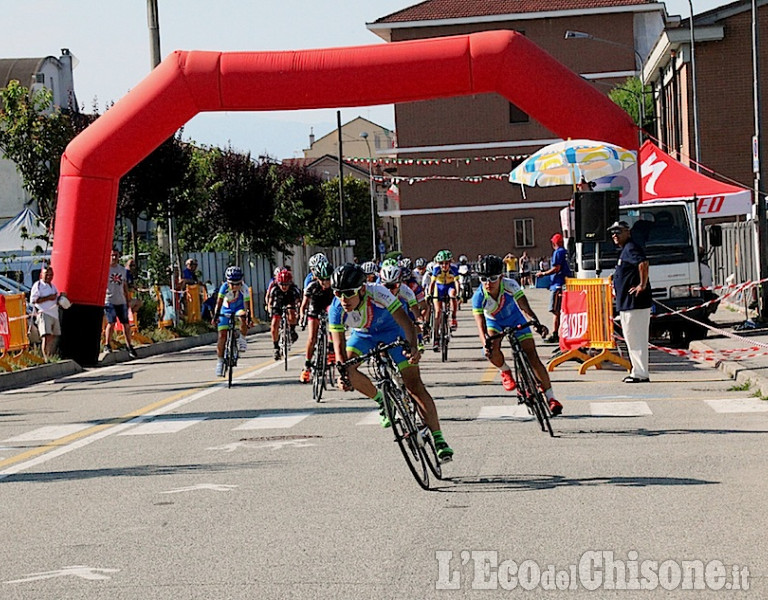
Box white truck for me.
[563,199,721,343]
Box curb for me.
[689,339,768,398]
[0,323,271,391]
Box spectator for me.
[104,248,138,358]
[536,233,573,343]
[125,257,144,314]
[609,221,651,383]
[503,253,517,279]
[30,266,60,360]
[181,258,199,287]
[518,251,532,288]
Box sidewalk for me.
[0,322,270,393]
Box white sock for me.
[544,388,555,401]
[499,362,511,373]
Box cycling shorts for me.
[485,310,533,342]
[346,328,411,372]
[433,283,456,301]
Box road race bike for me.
[434,296,451,362]
[310,313,336,402]
[276,305,294,371]
[485,322,554,437]
[222,310,246,388]
[338,339,442,490]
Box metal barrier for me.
[547,277,630,374]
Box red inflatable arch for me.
[53,30,636,364]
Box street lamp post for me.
[564,30,646,143]
[360,132,378,263]
[688,0,702,172]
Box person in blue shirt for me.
[328,263,453,462]
[536,233,573,343]
[211,266,251,377]
[473,255,563,416]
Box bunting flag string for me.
[372,173,513,185]
[348,153,529,166]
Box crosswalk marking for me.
[233,412,312,430]
[477,405,533,421]
[3,424,92,443]
[357,411,382,426]
[590,401,653,417]
[119,417,207,435]
[705,398,768,413]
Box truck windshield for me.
[581,205,694,268]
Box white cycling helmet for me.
[379,263,402,285]
[361,261,378,275]
[308,252,328,270]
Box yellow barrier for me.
[0,293,45,370]
[185,284,202,323]
[547,277,631,374]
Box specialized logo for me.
[640,151,668,196]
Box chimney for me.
[309,127,315,147]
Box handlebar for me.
[484,320,541,349]
[336,337,411,383]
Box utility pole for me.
[147,0,161,68]
[752,0,768,320]
[337,111,345,255]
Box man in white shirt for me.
[30,266,60,360]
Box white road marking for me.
[233,412,312,430]
[3,424,92,443]
[357,411,383,425]
[590,401,653,417]
[477,405,533,420]
[705,398,768,413]
[118,417,206,435]
[160,483,237,494]
[5,565,120,584]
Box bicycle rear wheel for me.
[382,381,430,489]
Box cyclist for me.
[329,263,454,462]
[457,254,473,307]
[361,261,378,283]
[267,268,301,361]
[472,255,563,416]
[298,260,334,383]
[412,257,427,286]
[303,252,328,288]
[399,260,429,336]
[212,266,252,377]
[429,249,460,350]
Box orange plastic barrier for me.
[0,293,45,370]
[185,284,202,323]
[547,277,631,374]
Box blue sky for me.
[4,0,728,159]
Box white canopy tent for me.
[0,208,49,254]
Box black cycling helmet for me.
[331,263,366,291]
[225,265,244,283]
[476,255,504,277]
[312,260,333,280]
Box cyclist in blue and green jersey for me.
[472,255,563,416]
[212,266,251,377]
[328,263,453,462]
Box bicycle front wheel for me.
[227,328,237,388]
[514,351,553,436]
[382,381,430,490]
[409,391,442,480]
[281,320,290,371]
[312,333,327,402]
[441,315,449,362]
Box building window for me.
[509,102,529,124]
[514,218,534,247]
[35,73,45,83]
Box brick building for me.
[645,0,768,191]
[367,0,668,262]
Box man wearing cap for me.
[609,220,652,383]
[536,233,572,343]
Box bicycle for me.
[310,313,335,402]
[221,310,246,388]
[434,296,451,362]
[338,339,442,490]
[276,305,294,371]
[485,322,554,437]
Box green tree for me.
[307,176,376,260]
[0,80,91,226]
[609,77,654,132]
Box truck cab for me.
[566,200,716,343]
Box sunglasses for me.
[479,275,501,283]
[384,282,399,289]
[333,287,362,298]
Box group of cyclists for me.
[209,249,564,464]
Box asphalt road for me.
[0,288,765,599]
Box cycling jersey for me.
[471,277,532,340]
[391,282,418,319]
[267,283,301,315]
[217,281,251,330]
[303,280,333,318]
[303,272,314,289]
[429,263,459,299]
[329,284,409,370]
[404,277,425,304]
